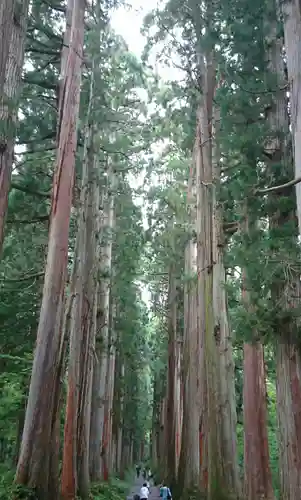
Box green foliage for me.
[90,477,130,500]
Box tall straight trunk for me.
[178,158,202,495]
[242,259,274,500]
[166,266,177,487]
[0,0,14,92]
[276,344,301,499]
[243,342,273,499]
[178,239,201,494]
[196,60,222,499]
[89,168,115,480]
[0,0,29,253]
[174,338,183,476]
[103,299,116,478]
[281,0,301,235]
[266,18,301,499]
[113,357,124,475]
[116,362,124,474]
[195,49,240,498]
[212,104,240,495]
[159,396,167,474]
[151,377,160,469]
[61,68,99,499]
[15,1,85,495]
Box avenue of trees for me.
[1,0,301,499]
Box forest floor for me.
[127,475,160,500]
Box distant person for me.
[160,481,172,500]
[142,468,147,480]
[139,482,149,500]
[134,494,140,500]
[136,464,141,478]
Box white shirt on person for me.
[140,486,149,499]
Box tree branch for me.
[7,214,49,224]
[10,182,51,198]
[256,176,301,194]
[0,271,45,282]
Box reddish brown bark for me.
[276,343,301,499]
[0,0,14,92]
[243,342,274,499]
[166,267,177,486]
[61,380,76,499]
[14,0,85,496]
[0,0,29,253]
[62,82,98,500]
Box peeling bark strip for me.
[14,0,85,496]
[0,0,29,254]
[281,0,301,236]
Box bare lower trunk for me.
[243,342,274,499]
[195,48,239,498]
[15,1,85,495]
[0,0,29,253]
[276,344,301,499]
[89,169,115,480]
[151,377,159,469]
[166,267,177,487]
[212,105,240,496]
[62,72,98,499]
[178,240,201,493]
[174,340,182,477]
[102,301,116,479]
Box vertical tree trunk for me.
[196,60,223,499]
[174,339,183,477]
[276,344,301,499]
[266,17,301,499]
[242,259,274,500]
[103,298,117,478]
[0,0,14,92]
[0,0,29,253]
[151,376,158,468]
[159,396,167,474]
[212,104,240,495]
[90,168,115,480]
[62,112,99,498]
[178,239,201,494]
[15,1,85,495]
[281,0,301,235]
[166,266,177,487]
[195,49,240,498]
[243,342,274,500]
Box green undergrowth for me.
[0,462,131,500]
[91,476,130,499]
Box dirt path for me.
[127,475,160,500]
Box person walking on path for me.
[136,464,141,478]
[140,483,150,500]
[160,481,172,500]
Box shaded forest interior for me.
[1,0,301,499]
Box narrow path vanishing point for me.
[127,475,161,500]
